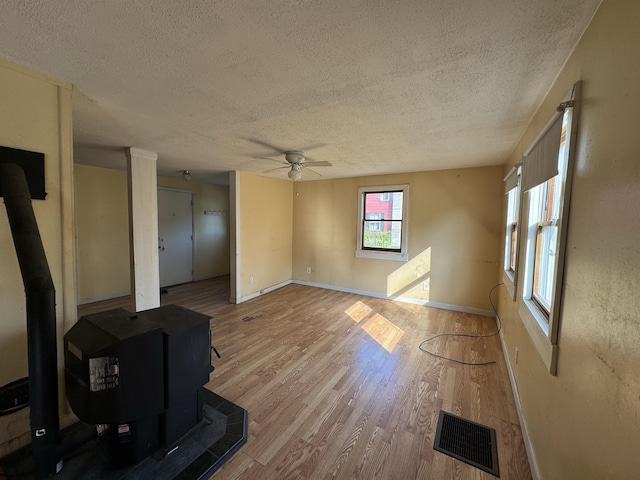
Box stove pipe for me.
[0,162,59,477]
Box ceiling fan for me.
[245,138,332,181]
[263,150,332,181]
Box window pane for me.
[365,212,382,231]
[363,191,404,251]
[363,221,402,249]
[389,192,403,219]
[504,188,519,274]
[506,188,517,223]
[545,177,557,221]
[533,225,557,312]
[509,223,517,271]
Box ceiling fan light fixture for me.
[288,168,303,181]
[182,170,191,182]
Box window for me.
[518,81,580,375]
[503,165,521,299]
[522,114,567,327]
[356,184,409,261]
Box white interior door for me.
[158,188,193,288]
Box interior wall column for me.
[229,171,240,303]
[126,147,160,311]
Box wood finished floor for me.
[78,277,532,480]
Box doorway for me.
[158,188,193,288]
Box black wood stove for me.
[64,304,212,465]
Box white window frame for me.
[518,82,580,375]
[503,165,522,300]
[356,184,409,261]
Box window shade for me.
[522,114,563,191]
[503,163,520,193]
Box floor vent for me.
[433,411,500,477]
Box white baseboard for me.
[235,279,293,304]
[499,329,540,480]
[291,279,495,317]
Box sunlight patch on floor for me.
[345,300,373,323]
[361,313,405,353]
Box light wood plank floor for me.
[78,277,532,480]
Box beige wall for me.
[234,172,292,301]
[75,165,130,302]
[292,167,503,312]
[498,0,640,478]
[0,60,75,455]
[75,165,230,304]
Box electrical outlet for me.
[423,282,429,291]
[249,276,254,284]
[306,267,311,274]
[515,347,519,365]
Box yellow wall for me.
[498,0,640,478]
[0,60,75,455]
[292,167,503,311]
[75,165,230,304]
[75,165,130,302]
[235,172,293,300]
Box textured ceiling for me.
[0,1,601,182]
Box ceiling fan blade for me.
[303,161,332,167]
[303,168,322,177]
[245,138,327,154]
[298,143,327,152]
[244,137,288,153]
[257,156,288,165]
[262,166,289,173]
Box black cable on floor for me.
[418,282,504,366]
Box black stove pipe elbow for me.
[0,162,59,477]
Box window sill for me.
[355,249,408,262]
[523,298,549,335]
[502,270,516,301]
[519,298,558,375]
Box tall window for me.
[356,184,409,261]
[519,81,580,375]
[523,112,570,325]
